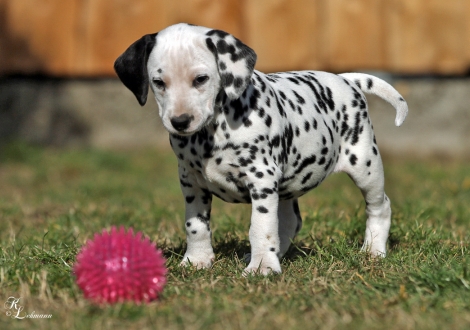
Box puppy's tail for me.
[339,73,408,127]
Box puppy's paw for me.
[243,254,281,276]
[180,252,215,269]
[243,265,281,276]
[361,241,387,258]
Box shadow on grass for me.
[160,241,186,262]
[283,241,317,261]
[214,238,251,259]
[388,233,401,252]
[159,235,368,265]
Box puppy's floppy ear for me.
[114,33,158,106]
[205,30,257,100]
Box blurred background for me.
[0,0,469,158]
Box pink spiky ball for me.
[74,226,167,304]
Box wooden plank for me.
[78,0,167,76]
[0,0,80,75]
[165,0,242,36]
[82,0,243,75]
[385,0,468,74]
[465,0,470,70]
[0,0,7,69]
[322,0,385,72]
[243,0,321,72]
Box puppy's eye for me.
[193,75,209,87]
[153,79,166,90]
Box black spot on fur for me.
[294,155,316,174]
[324,158,333,171]
[221,72,234,87]
[180,180,192,188]
[287,77,300,85]
[262,188,274,194]
[349,154,358,165]
[265,115,272,127]
[304,121,310,132]
[234,77,244,88]
[265,97,271,107]
[257,206,269,213]
[293,90,305,104]
[301,172,313,184]
[201,188,212,204]
[206,29,229,38]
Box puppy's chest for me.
[170,131,263,203]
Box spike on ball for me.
[73,226,167,304]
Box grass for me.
[0,141,469,329]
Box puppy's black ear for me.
[114,33,158,106]
[205,30,257,100]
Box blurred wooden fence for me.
[1,0,469,76]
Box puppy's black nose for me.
[170,114,194,132]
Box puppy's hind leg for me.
[339,148,391,257]
[278,199,303,257]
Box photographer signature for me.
[4,297,52,319]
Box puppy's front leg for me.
[179,168,215,269]
[244,181,282,275]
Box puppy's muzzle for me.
[170,114,194,132]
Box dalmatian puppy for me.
[114,23,408,275]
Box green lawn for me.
[0,142,469,329]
